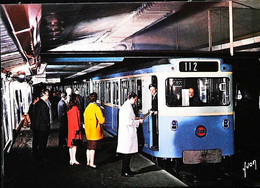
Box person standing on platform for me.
[29,95,39,155]
[65,87,73,105]
[149,84,159,151]
[33,89,50,161]
[28,95,39,128]
[116,92,143,177]
[57,92,68,147]
[75,89,84,124]
[50,90,59,121]
[67,93,82,165]
[46,98,53,127]
[84,92,105,169]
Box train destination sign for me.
[179,61,218,72]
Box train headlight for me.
[171,120,178,131]
[222,119,230,129]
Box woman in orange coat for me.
[67,93,82,165]
[84,92,105,169]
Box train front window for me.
[166,77,230,107]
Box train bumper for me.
[183,149,222,164]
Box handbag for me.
[71,130,83,146]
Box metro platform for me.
[3,120,187,188]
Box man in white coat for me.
[116,92,143,177]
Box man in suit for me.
[28,95,39,129]
[33,89,50,161]
[57,92,68,147]
[149,84,158,151]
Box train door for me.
[136,78,144,146]
[150,76,159,150]
[112,81,119,132]
[140,76,154,150]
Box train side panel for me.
[103,104,119,136]
[142,114,234,159]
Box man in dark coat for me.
[149,84,159,151]
[32,89,50,161]
[57,92,68,147]
[28,95,39,130]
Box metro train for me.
[68,57,234,165]
[2,57,234,167]
[1,74,33,153]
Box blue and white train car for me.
[90,57,234,164]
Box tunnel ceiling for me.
[1,1,260,84]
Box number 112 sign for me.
[179,61,218,72]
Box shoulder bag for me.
[71,130,82,146]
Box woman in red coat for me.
[67,93,82,165]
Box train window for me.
[105,82,111,103]
[152,76,158,86]
[100,82,105,103]
[130,79,136,93]
[15,90,19,106]
[84,82,90,107]
[20,89,24,115]
[113,81,119,105]
[15,90,21,123]
[166,77,230,107]
[80,87,84,97]
[92,82,95,93]
[19,90,22,102]
[137,79,142,109]
[80,87,85,108]
[121,79,129,105]
[93,82,99,96]
[85,82,89,96]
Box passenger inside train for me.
[189,87,203,106]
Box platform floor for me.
[3,121,187,188]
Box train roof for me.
[76,58,168,81]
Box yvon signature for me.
[242,160,257,178]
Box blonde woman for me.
[84,92,105,169]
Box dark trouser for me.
[152,115,158,147]
[121,153,133,174]
[58,122,67,146]
[32,130,50,159]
